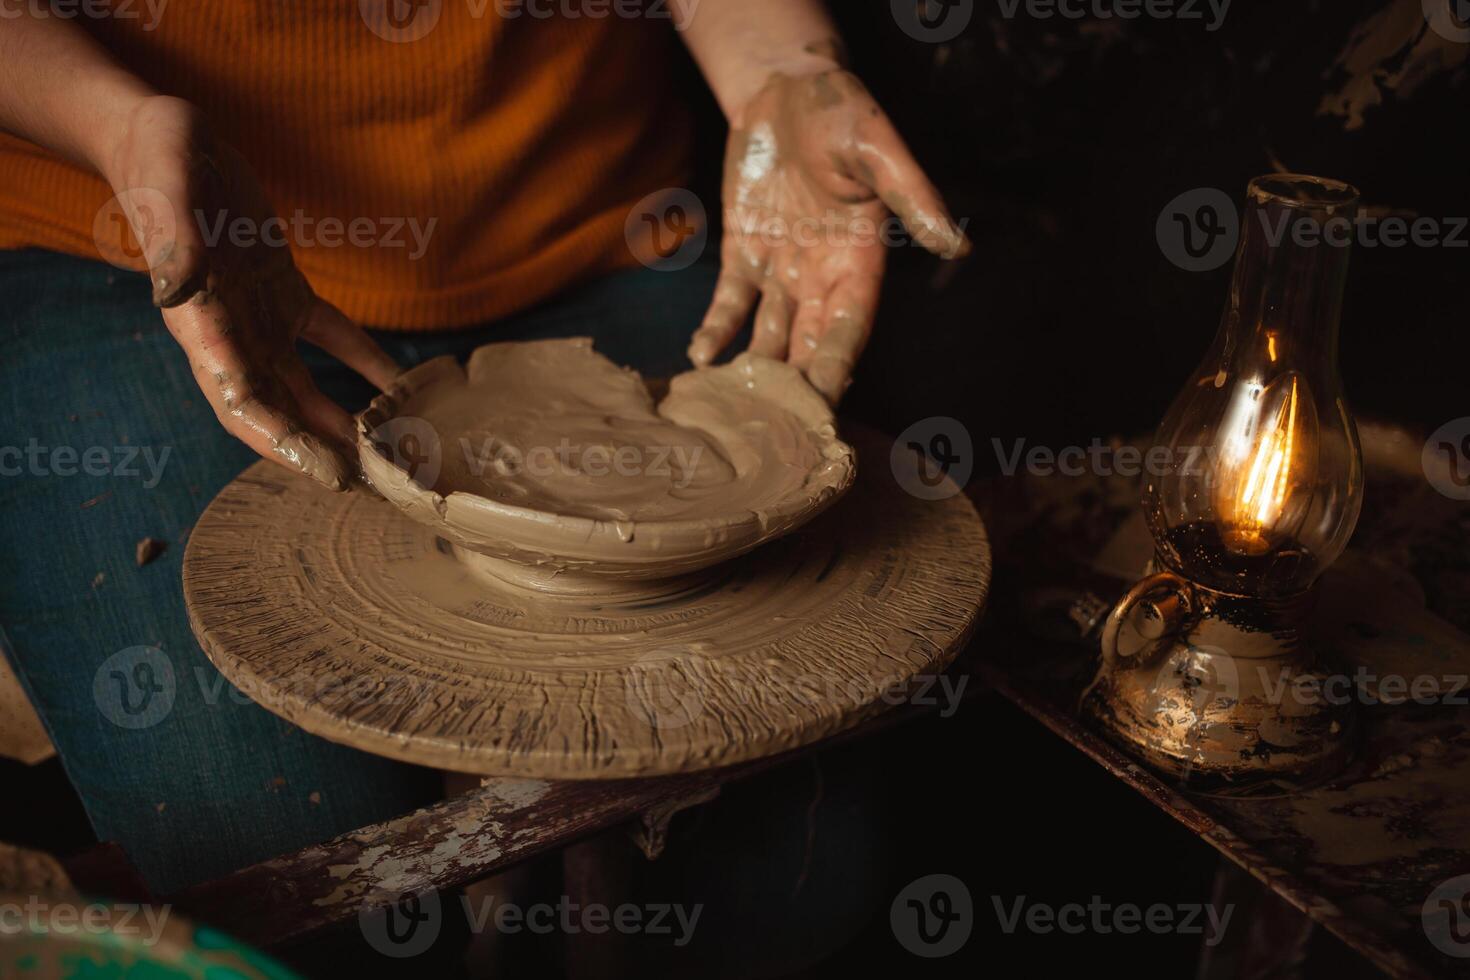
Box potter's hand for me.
[686,69,970,404]
[107,97,399,490]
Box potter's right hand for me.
[104,97,400,490]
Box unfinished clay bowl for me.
[356,338,856,584]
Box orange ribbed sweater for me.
[0,4,692,329]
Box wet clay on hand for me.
[108,99,400,492]
[358,338,856,582]
[689,68,971,403]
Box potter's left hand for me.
[686,69,970,404]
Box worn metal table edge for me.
[977,660,1432,980]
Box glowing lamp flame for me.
[1213,374,1316,557]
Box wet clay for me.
[358,338,855,582]
[184,425,990,777]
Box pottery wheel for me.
[183,427,990,778]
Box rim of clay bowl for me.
[354,351,857,579]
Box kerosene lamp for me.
[1083,175,1365,792]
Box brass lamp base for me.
[1081,569,1357,795]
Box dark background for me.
[4,1,1465,976]
[824,0,1469,454]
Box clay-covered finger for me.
[167,302,351,491]
[852,117,971,260]
[281,359,357,448]
[157,273,244,367]
[205,364,350,491]
[748,287,795,359]
[806,277,879,405]
[688,268,758,366]
[300,300,401,392]
[787,295,827,370]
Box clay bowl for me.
[356,338,856,585]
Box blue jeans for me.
[0,248,719,896]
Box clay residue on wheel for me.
[357,338,856,578]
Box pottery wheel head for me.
[356,338,856,583]
[183,426,990,778]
